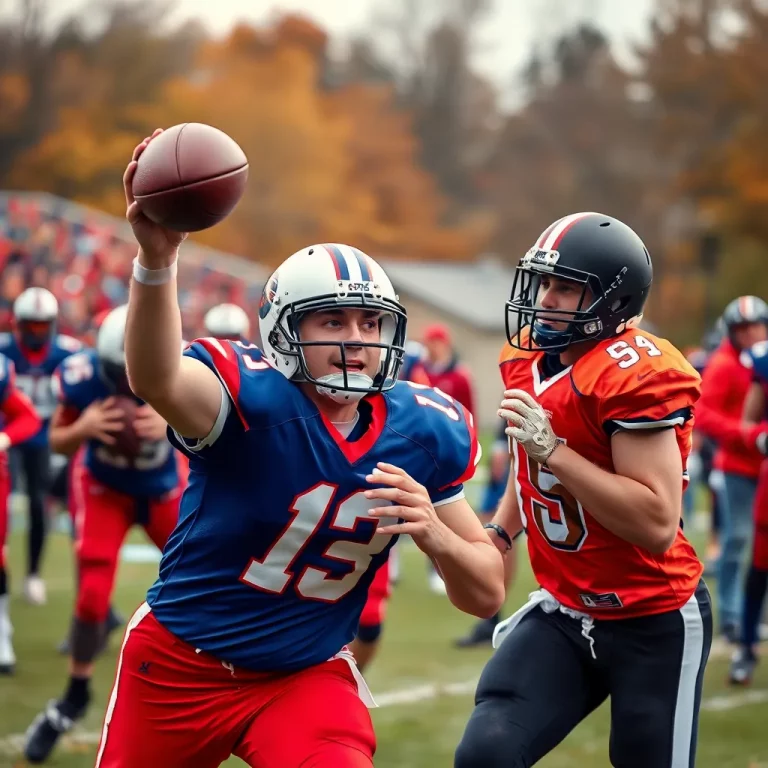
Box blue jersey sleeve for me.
[742,340,768,384]
[54,351,100,411]
[53,334,84,363]
[168,338,278,460]
[405,383,483,506]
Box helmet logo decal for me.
[604,266,629,297]
[522,248,560,270]
[258,273,279,320]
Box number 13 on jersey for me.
[240,483,398,603]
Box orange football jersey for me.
[500,327,703,618]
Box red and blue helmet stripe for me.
[321,244,374,282]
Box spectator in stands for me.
[421,323,476,417]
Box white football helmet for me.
[258,244,407,402]
[96,304,131,393]
[204,303,251,341]
[13,287,58,350]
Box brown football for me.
[132,123,249,232]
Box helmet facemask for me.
[506,248,641,353]
[268,292,407,401]
[16,319,55,352]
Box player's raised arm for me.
[122,131,222,439]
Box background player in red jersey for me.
[420,323,477,595]
[0,352,42,674]
[728,339,768,684]
[695,296,768,642]
[421,323,475,418]
[90,131,504,768]
[23,306,183,764]
[456,212,711,768]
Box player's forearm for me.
[431,534,505,618]
[49,420,88,456]
[125,248,183,401]
[491,488,523,585]
[545,445,677,553]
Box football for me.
[107,395,142,459]
[132,123,249,232]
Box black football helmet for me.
[506,212,654,352]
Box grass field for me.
[0,506,767,768]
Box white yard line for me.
[1,679,765,756]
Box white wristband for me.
[132,254,179,286]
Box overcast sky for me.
[40,0,656,96]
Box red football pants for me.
[0,459,9,571]
[70,462,180,623]
[95,606,376,768]
[753,460,768,570]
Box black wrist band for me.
[484,522,513,551]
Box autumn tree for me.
[5,0,203,211]
[484,25,661,262]
[639,0,768,330]
[352,0,500,211]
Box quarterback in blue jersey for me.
[91,130,505,768]
[0,287,81,603]
[24,305,183,765]
[732,340,768,684]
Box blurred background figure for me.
[454,417,510,647]
[421,324,475,418]
[696,297,768,643]
[684,325,725,575]
[0,287,81,605]
[203,302,252,343]
[420,323,476,594]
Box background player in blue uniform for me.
[0,286,81,604]
[24,305,183,764]
[0,352,43,674]
[93,132,505,768]
[731,340,768,684]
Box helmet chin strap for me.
[314,373,373,404]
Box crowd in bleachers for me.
[0,193,263,343]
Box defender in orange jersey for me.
[456,212,712,768]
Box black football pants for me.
[455,580,712,768]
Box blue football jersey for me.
[0,332,81,446]
[55,349,179,498]
[743,340,768,386]
[148,338,481,672]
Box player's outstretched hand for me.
[366,462,448,554]
[80,397,125,445]
[123,129,187,266]
[133,404,168,442]
[499,389,560,465]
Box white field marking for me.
[1,681,766,756]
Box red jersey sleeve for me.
[1,389,42,445]
[696,351,765,453]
